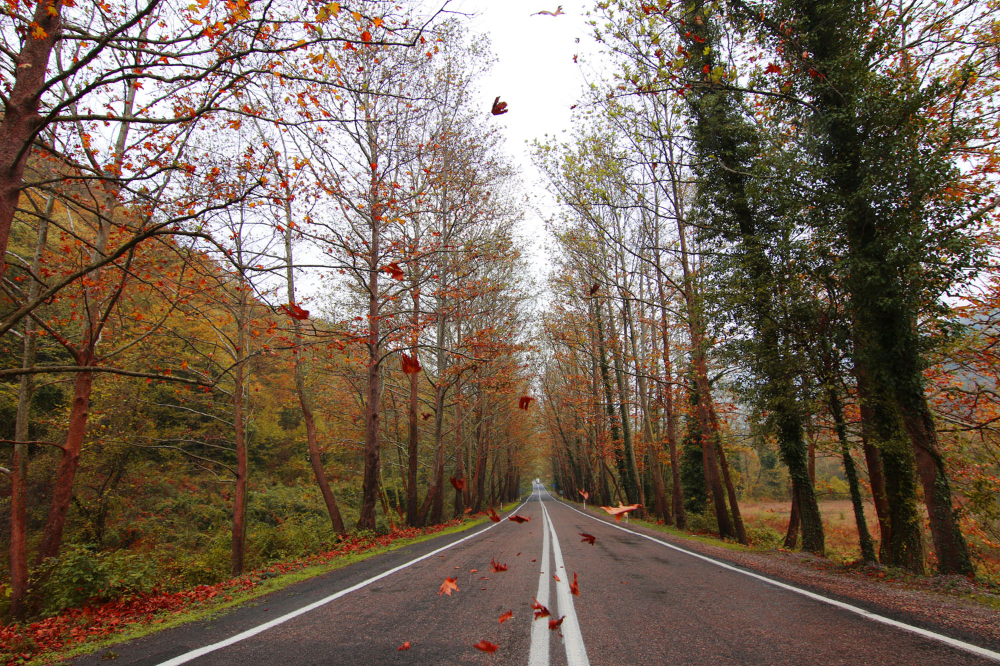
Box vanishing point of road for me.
[72,485,1000,666]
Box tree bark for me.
[828,388,878,563]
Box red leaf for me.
[401,352,422,374]
[579,532,596,545]
[549,615,565,630]
[600,503,641,521]
[553,574,560,582]
[398,641,410,651]
[508,514,530,524]
[464,507,472,514]
[570,572,580,596]
[382,262,405,280]
[491,96,508,116]
[498,610,513,624]
[490,558,508,573]
[450,476,466,491]
[765,63,782,74]
[473,640,499,653]
[578,490,589,500]
[361,30,372,42]
[589,282,600,295]
[518,396,534,410]
[280,303,309,320]
[438,577,458,596]
[488,507,501,522]
[531,598,551,620]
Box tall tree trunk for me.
[653,242,685,528]
[358,164,383,531]
[406,289,421,527]
[231,280,250,576]
[828,387,877,564]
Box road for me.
[74,486,1000,666]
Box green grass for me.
[22,517,490,666]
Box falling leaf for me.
[765,62,782,75]
[401,352,422,374]
[450,477,466,491]
[589,283,600,295]
[532,5,565,16]
[490,558,508,573]
[600,503,641,521]
[488,507,501,522]
[491,96,508,116]
[578,490,589,500]
[518,396,534,410]
[464,507,472,514]
[438,577,458,596]
[553,574,560,582]
[570,572,580,596]
[508,514,530,524]
[531,598,551,620]
[373,17,384,28]
[579,533,596,545]
[382,262,405,280]
[280,303,309,320]
[398,641,410,651]
[549,616,565,630]
[473,640,499,653]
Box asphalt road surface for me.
[74,486,1000,666]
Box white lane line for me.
[156,497,531,666]
[528,489,552,666]
[550,492,1000,664]
[541,499,590,666]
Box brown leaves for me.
[488,507,501,522]
[531,598,551,620]
[548,616,565,630]
[507,514,530,524]
[398,641,410,651]
[489,558,508,573]
[401,352,422,375]
[600,503,641,521]
[280,303,309,320]
[589,282,600,296]
[382,262,405,280]
[518,396,534,410]
[449,476,466,491]
[473,640,498,653]
[438,577,458,596]
[498,610,513,624]
[579,532,596,545]
[491,96,509,116]
[570,572,580,597]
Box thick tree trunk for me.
[784,486,800,549]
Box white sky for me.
[449,0,604,275]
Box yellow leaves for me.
[47,3,58,17]
[373,17,383,28]
[30,22,47,40]
[352,10,362,21]
[197,0,209,7]
[316,2,340,22]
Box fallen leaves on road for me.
[490,558,508,572]
[508,514,530,524]
[398,641,410,651]
[532,598,551,620]
[473,639,499,653]
[439,577,459,596]
[553,574,560,582]
[570,573,580,596]
[600,502,641,521]
[579,533,596,545]
[549,616,565,630]
[499,610,514,624]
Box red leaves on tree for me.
[491,96,508,116]
[589,283,600,295]
[579,532,596,545]
[488,507,501,522]
[438,577,459,596]
[361,30,372,43]
[382,262,405,280]
[765,63,782,74]
[398,641,411,651]
[578,490,589,501]
[570,572,580,596]
[532,598,551,620]
[401,352,422,374]
[490,558,508,572]
[518,396,534,410]
[450,476,465,491]
[508,514,530,524]
[549,616,565,630]
[600,503,641,521]
[473,640,499,653]
[498,610,514,624]
[280,303,309,320]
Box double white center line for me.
[529,490,590,666]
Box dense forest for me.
[0,0,999,653]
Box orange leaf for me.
[508,514,530,524]
[373,17,383,28]
[531,598,551,620]
[280,303,309,320]
[578,490,589,500]
[450,476,466,491]
[549,616,565,630]
[401,352,422,374]
[498,610,513,624]
[464,507,472,514]
[579,532,596,545]
[553,574,560,582]
[398,641,410,651]
[600,503,641,521]
[490,558,507,573]
[488,507,501,523]
[30,22,47,40]
[361,30,372,42]
[473,640,498,653]
[382,262,405,280]
[438,577,458,596]
[570,572,580,596]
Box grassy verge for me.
[4,516,490,666]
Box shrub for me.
[32,545,159,616]
[746,525,784,550]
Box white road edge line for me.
[541,497,590,666]
[528,489,551,666]
[156,496,531,666]
[550,491,1000,664]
